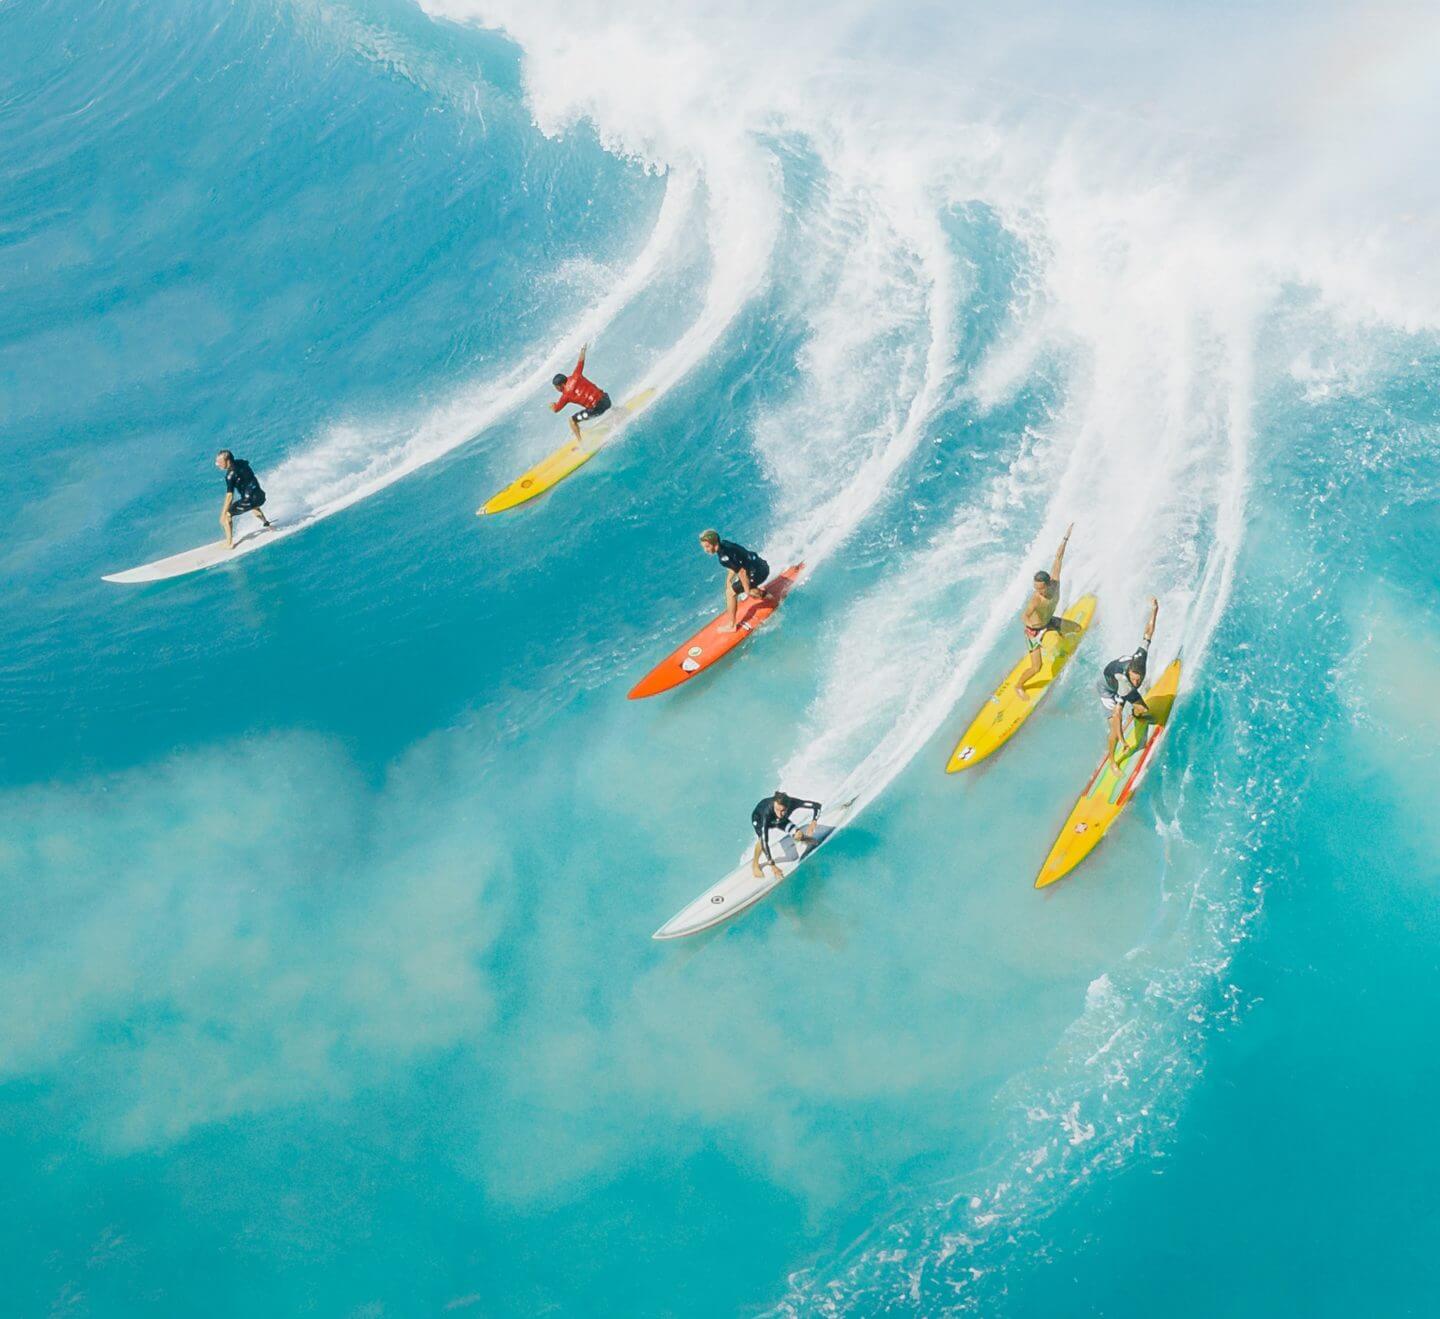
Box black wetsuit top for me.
[717,539,769,585]
[225,458,264,503]
[1101,641,1150,705]
[751,794,822,861]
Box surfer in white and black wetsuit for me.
[215,449,272,548]
[1099,596,1159,761]
[699,529,770,633]
[751,791,823,880]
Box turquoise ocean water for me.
[3,0,1438,1314]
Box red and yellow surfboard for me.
[1035,657,1182,888]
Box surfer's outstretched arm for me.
[1143,596,1158,641]
[1051,523,1073,579]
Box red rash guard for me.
[552,355,605,412]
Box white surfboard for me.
[102,519,302,584]
[652,799,858,940]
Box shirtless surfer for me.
[1014,524,1073,700]
[551,344,612,444]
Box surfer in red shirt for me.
[551,344,612,444]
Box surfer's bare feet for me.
[719,623,738,633]
[1013,683,1030,701]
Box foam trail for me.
[762,166,962,573]
[629,149,781,403]
[261,169,697,526]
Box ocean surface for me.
[3,0,1438,1314]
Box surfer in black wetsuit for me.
[699,529,770,633]
[751,791,823,880]
[215,450,272,548]
[1099,596,1158,761]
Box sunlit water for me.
[3,0,1437,1314]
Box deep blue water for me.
[3,0,1438,1314]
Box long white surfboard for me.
[652,799,857,940]
[102,519,306,584]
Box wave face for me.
[4,0,1439,1315]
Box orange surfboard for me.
[628,564,804,699]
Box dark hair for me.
[216,449,233,462]
[552,373,567,389]
[1034,570,1052,584]
[1127,651,1148,680]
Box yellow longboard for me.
[478,389,657,515]
[1034,657,1183,889]
[946,595,1097,772]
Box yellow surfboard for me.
[1034,657,1183,889]
[946,595,1097,772]
[478,389,657,515]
